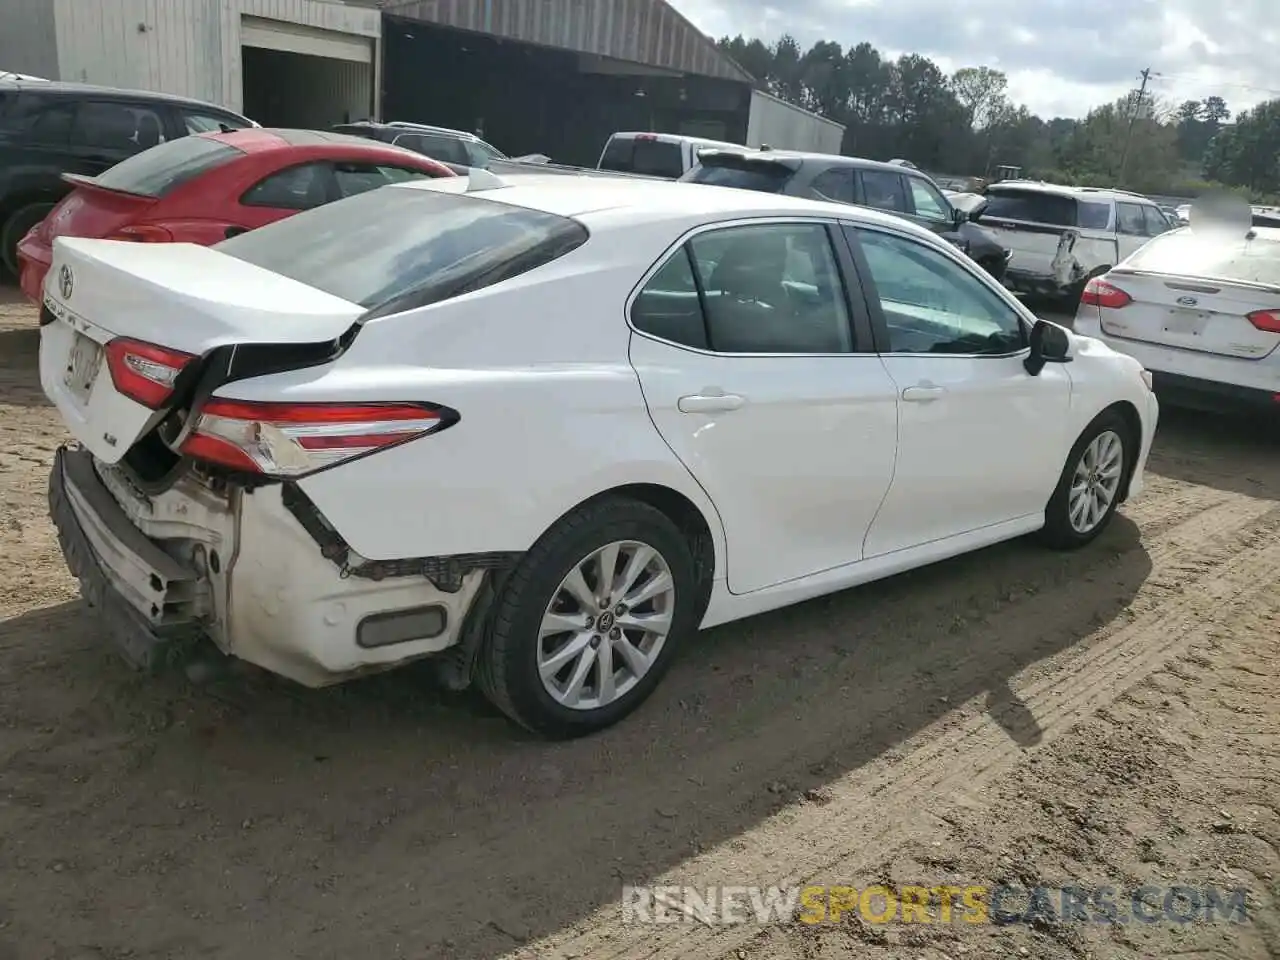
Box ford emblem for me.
[58,264,74,300]
[1176,295,1197,307]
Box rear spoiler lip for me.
[59,172,155,200]
[1108,266,1280,296]
[693,149,804,173]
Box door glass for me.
[1115,203,1147,236]
[631,248,708,350]
[241,162,331,209]
[391,132,470,165]
[854,228,1025,355]
[183,110,251,135]
[18,97,75,145]
[331,162,433,198]
[1141,205,1170,236]
[73,102,166,153]
[687,223,853,354]
[860,171,909,214]
[811,167,855,203]
[907,177,950,222]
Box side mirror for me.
[1024,319,1073,376]
[951,206,967,228]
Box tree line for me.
[718,34,1280,201]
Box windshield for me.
[681,162,795,193]
[92,135,243,197]
[1122,227,1280,288]
[216,185,589,310]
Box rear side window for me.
[392,132,470,166]
[984,189,1078,227]
[860,171,909,214]
[684,161,795,193]
[216,186,590,311]
[810,167,854,203]
[92,134,243,197]
[73,101,166,151]
[1077,201,1111,230]
[600,137,683,178]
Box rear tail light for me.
[180,399,454,477]
[105,338,197,408]
[1246,309,1280,334]
[1080,277,1132,309]
[108,224,174,242]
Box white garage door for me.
[241,16,373,64]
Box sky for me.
[672,0,1280,120]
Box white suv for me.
[974,182,1175,300]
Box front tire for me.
[477,496,698,738]
[1039,410,1131,550]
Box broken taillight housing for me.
[104,337,197,408]
[179,399,455,477]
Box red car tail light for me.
[1246,309,1280,334]
[108,224,174,242]
[1080,277,1132,309]
[105,338,197,408]
[179,399,454,477]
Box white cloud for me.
[673,0,1280,119]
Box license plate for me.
[1163,308,1207,336]
[63,333,102,401]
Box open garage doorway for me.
[240,17,375,129]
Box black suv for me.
[680,149,1012,281]
[0,78,253,273]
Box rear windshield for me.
[682,161,795,193]
[1123,228,1280,287]
[92,135,243,197]
[215,186,590,311]
[599,137,684,178]
[982,189,1108,229]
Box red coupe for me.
[17,127,455,303]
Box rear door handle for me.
[902,385,945,402]
[678,392,745,414]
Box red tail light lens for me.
[180,399,453,476]
[1246,309,1280,334]
[108,224,174,242]
[104,338,197,408]
[1080,277,1132,309]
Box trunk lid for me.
[1095,270,1280,360]
[39,237,363,463]
[39,177,157,244]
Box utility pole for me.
[1117,67,1152,185]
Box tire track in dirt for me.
[517,499,1280,960]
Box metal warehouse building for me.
[1,0,828,165]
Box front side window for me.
[852,228,1025,355]
[632,223,853,354]
[860,171,909,214]
[907,176,950,222]
[392,132,470,166]
[1140,205,1171,237]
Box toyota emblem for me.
[58,264,74,300]
[1176,295,1198,307]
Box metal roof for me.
[383,0,754,83]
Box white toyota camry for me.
[40,172,1159,737]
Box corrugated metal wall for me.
[387,0,752,83]
[47,0,379,114]
[0,0,59,79]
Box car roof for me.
[989,180,1156,204]
[0,77,249,116]
[392,173,942,236]
[339,120,483,142]
[203,127,422,154]
[697,147,926,177]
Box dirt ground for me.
[1,286,1277,960]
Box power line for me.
[1148,72,1280,98]
[1117,67,1151,184]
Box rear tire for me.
[1039,410,1132,550]
[1,202,53,276]
[476,496,698,739]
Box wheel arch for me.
[1089,399,1143,503]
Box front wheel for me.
[477,496,699,738]
[1039,411,1131,550]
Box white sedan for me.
[40,173,1159,737]
[1074,223,1280,413]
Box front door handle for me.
[678,392,745,414]
[902,385,945,402]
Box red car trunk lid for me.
[41,175,158,243]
